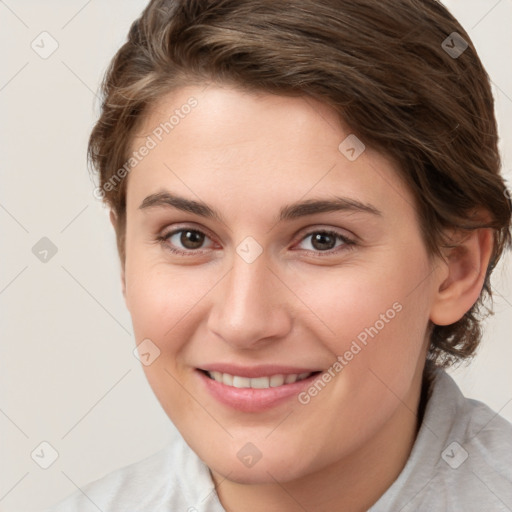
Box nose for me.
[206,250,293,350]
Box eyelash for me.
[156,226,356,257]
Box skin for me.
[113,84,492,512]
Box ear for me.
[109,210,126,299]
[430,228,493,326]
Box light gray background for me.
[0,1,511,510]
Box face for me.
[122,84,439,484]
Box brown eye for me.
[177,230,205,249]
[297,230,353,253]
[310,232,337,251]
[159,227,216,256]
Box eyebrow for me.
[139,191,382,222]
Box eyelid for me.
[293,224,356,243]
[291,227,356,255]
[160,222,217,242]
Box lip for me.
[196,366,321,413]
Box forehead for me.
[125,84,414,221]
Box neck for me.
[211,362,428,512]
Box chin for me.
[206,447,313,485]
[212,463,296,485]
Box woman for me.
[48,0,512,510]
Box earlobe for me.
[430,228,493,326]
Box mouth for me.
[201,369,319,389]
[196,366,323,412]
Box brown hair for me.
[89,0,511,367]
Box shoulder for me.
[371,369,512,512]
[418,370,512,509]
[45,435,221,512]
[436,369,512,480]
[422,371,512,510]
[438,371,512,504]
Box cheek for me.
[286,258,431,454]
[126,267,199,341]
[124,245,221,357]
[123,252,213,422]
[298,251,432,379]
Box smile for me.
[197,367,323,412]
[205,371,315,389]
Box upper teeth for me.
[208,371,312,389]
